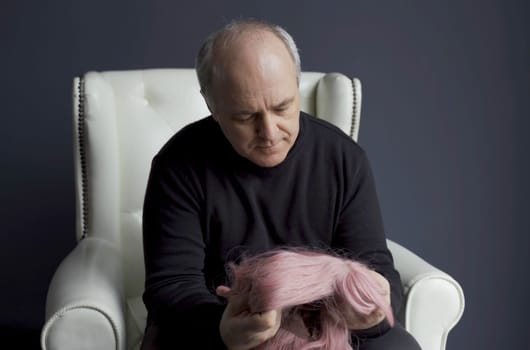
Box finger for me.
[224,291,252,315]
[247,327,280,347]
[216,285,232,297]
[244,310,282,346]
[249,309,282,332]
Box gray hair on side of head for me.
[195,19,301,102]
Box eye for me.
[274,106,290,116]
[274,102,292,114]
[234,113,254,122]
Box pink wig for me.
[216,250,394,350]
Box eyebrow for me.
[232,97,295,116]
[274,97,295,109]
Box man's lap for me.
[353,323,422,350]
[141,322,421,350]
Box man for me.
[141,19,421,349]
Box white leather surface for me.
[41,237,126,350]
[43,69,464,350]
[317,73,358,140]
[388,240,465,350]
[126,296,147,350]
[82,74,122,247]
[42,308,117,350]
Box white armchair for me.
[41,69,464,350]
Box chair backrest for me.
[74,68,361,298]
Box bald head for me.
[196,19,301,103]
[208,30,297,108]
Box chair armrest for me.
[387,240,465,350]
[41,237,126,350]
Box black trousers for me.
[352,322,422,350]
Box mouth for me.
[255,142,281,154]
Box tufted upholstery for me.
[42,69,464,350]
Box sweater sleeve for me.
[332,150,403,317]
[142,154,227,348]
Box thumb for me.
[220,290,251,315]
[216,285,232,298]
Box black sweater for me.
[142,112,402,348]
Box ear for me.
[201,90,218,121]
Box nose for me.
[256,113,277,141]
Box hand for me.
[217,286,282,350]
[342,270,391,330]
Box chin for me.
[252,154,287,167]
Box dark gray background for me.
[2,0,529,349]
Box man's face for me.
[206,32,301,168]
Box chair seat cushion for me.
[126,296,147,350]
